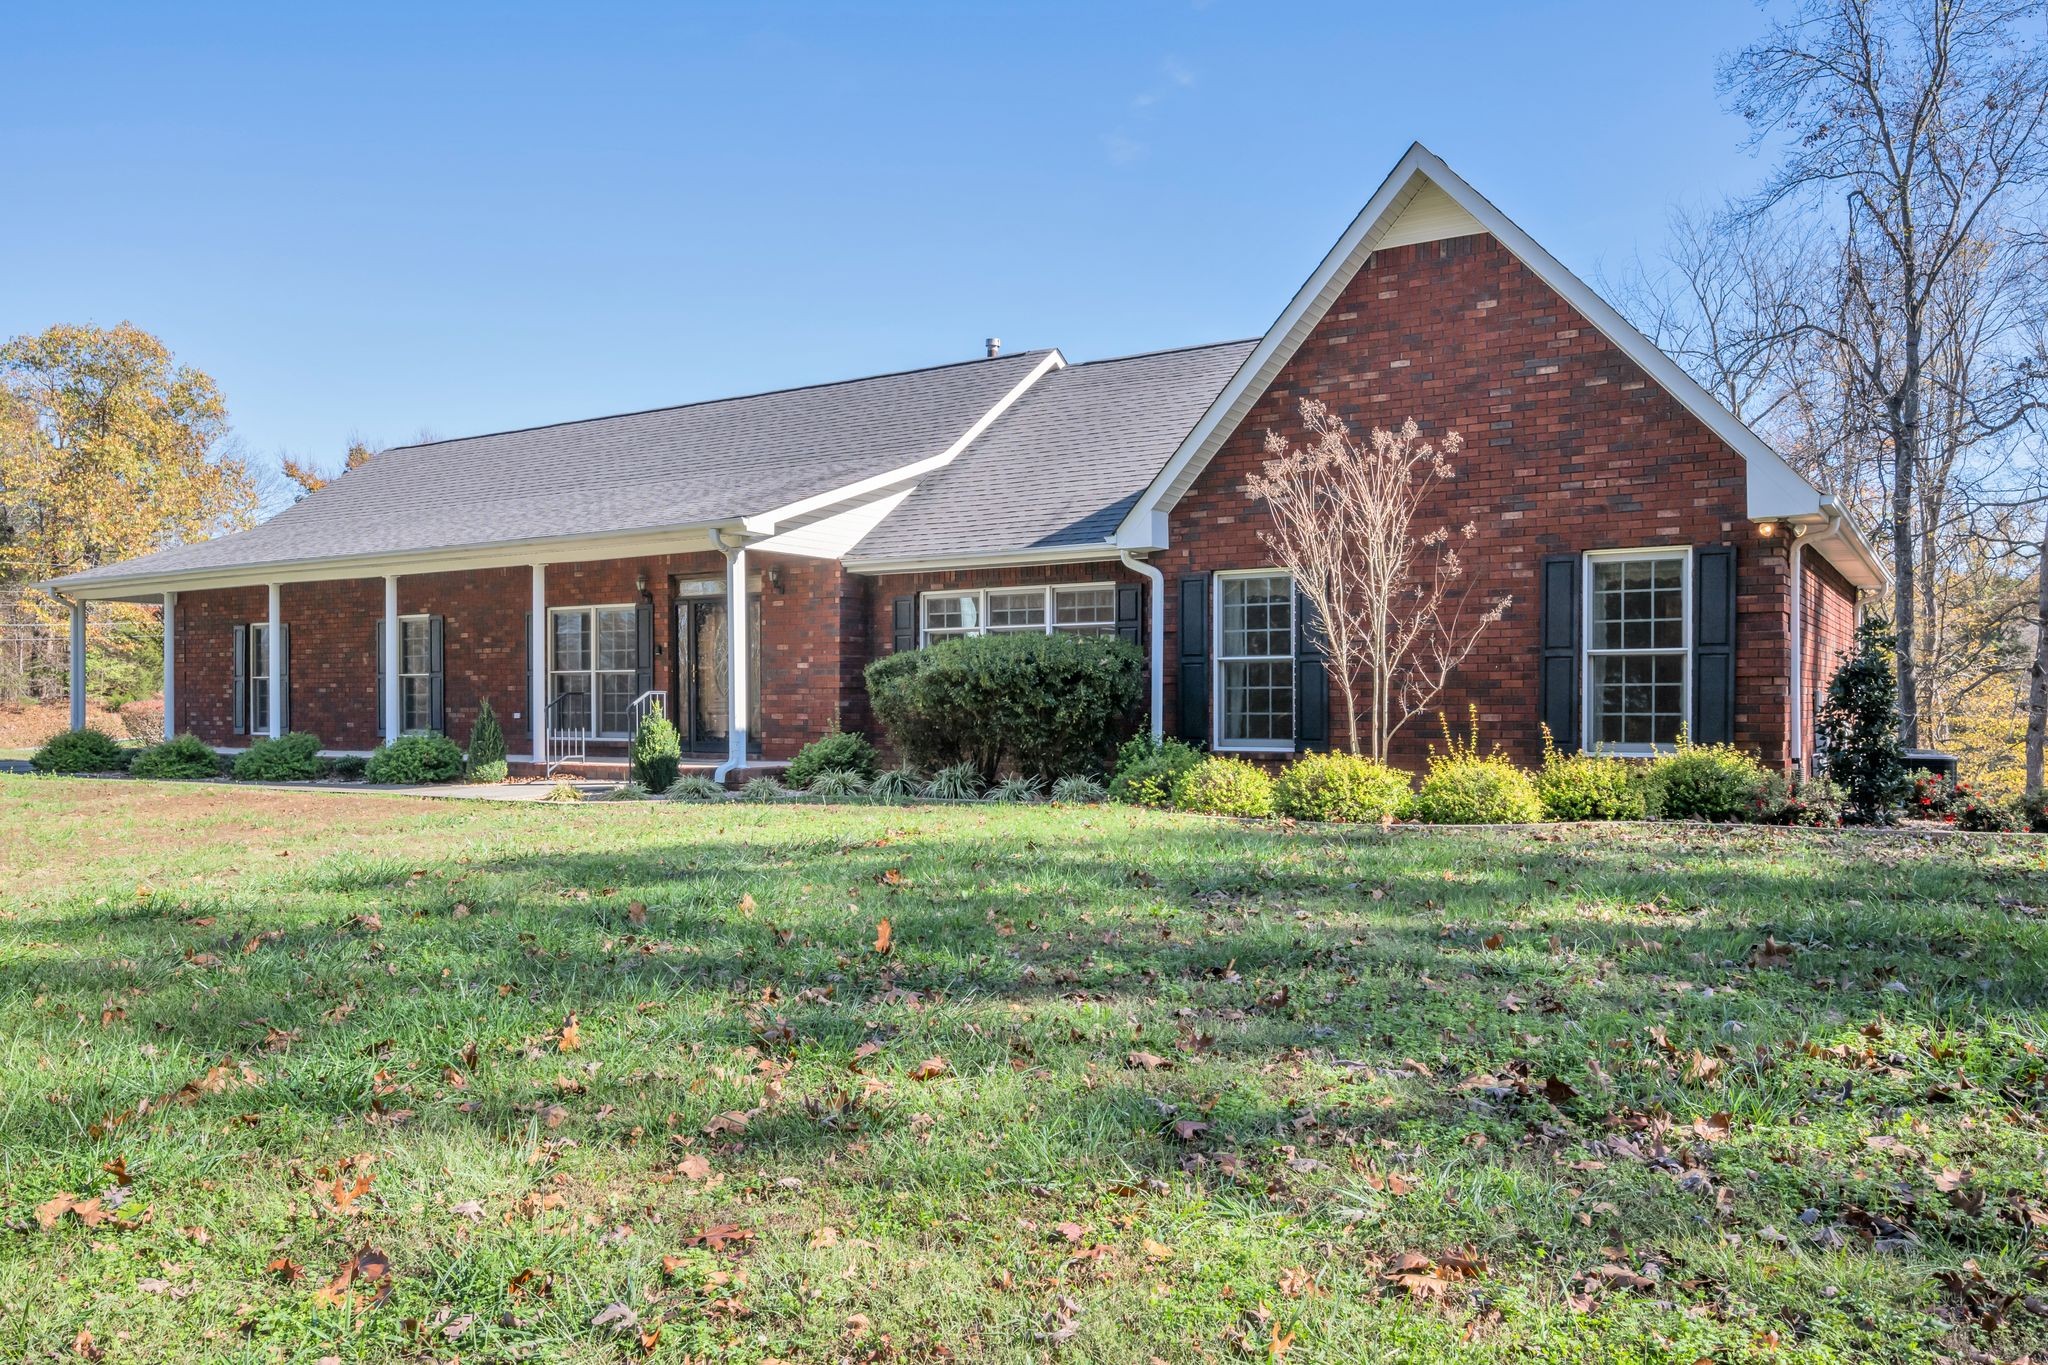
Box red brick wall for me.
[1155,231,1793,771]
[1798,549,1860,771]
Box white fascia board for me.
[1114,142,1829,546]
[843,542,1126,576]
[743,348,1066,537]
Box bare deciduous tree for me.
[1247,401,1510,760]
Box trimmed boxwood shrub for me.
[468,698,508,783]
[1643,742,1771,822]
[129,734,224,780]
[1534,734,1646,821]
[630,706,682,794]
[1108,735,1203,808]
[1171,755,1275,817]
[786,731,880,789]
[1273,751,1409,822]
[865,632,1143,784]
[233,732,325,782]
[30,727,130,774]
[365,734,465,784]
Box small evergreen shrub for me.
[467,698,508,783]
[30,727,129,774]
[232,731,325,782]
[1409,712,1541,824]
[1108,735,1203,808]
[1170,756,1276,817]
[329,755,368,780]
[664,774,726,802]
[921,763,982,800]
[365,734,465,784]
[1757,772,1843,827]
[1272,751,1410,823]
[1817,618,1909,824]
[1050,774,1107,804]
[786,731,880,789]
[805,769,870,801]
[866,767,921,802]
[1643,741,1771,822]
[119,698,165,744]
[128,734,222,780]
[2021,788,2048,835]
[987,775,1043,804]
[1534,731,1646,821]
[630,705,682,795]
[740,776,787,803]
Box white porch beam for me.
[266,583,283,738]
[529,564,547,768]
[68,598,86,732]
[382,575,402,743]
[161,592,177,740]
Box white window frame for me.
[1212,568,1296,754]
[917,583,1118,646]
[549,603,639,740]
[396,614,433,736]
[1581,546,1691,756]
[246,621,271,735]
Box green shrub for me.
[1534,732,1646,821]
[805,769,870,801]
[867,767,921,802]
[1409,714,1541,824]
[1050,774,1107,804]
[1757,772,1843,827]
[1273,751,1410,823]
[468,698,508,782]
[1108,735,1203,808]
[987,775,1043,804]
[1171,755,1276,817]
[664,775,726,802]
[1643,741,1771,822]
[2022,788,2048,835]
[1816,618,1909,824]
[365,734,465,784]
[329,755,368,781]
[921,762,982,800]
[865,632,1143,784]
[630,705,682,795]
[232,731,325,782]
[30,727,129,774]
[128,734,222,780]
[786,731,880,788]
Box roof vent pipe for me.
[985,337,1000,358]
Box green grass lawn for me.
[3,779,2047,1363]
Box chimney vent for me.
[985,337,1001,358]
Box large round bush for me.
[365,734,465,784]
[1410,753,1543,824]
[786,730,879,788]
[1273,751,1409,822]
[1643,743,1770,821]
[232,732,325,781]
[129,734,223,780]
[1108,734,1203,807]
[1170,755,1275,817]
[865,632,1143,784]
[30,728,129,774]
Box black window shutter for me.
[1294,588,1330,751]
[1175,574,1210,744]
[1537,555,1581,752]
[1693,545,1737,745]
[429,615,447,734]
[890,596,917,653]
[231,625,247,736]
[1114,583,1143,646]
[279,624,291,733]
[634,598,654,702]
[375,624,386,741]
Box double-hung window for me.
[397,616,433,734]
[550,604,638,739]
[1215,571,1294,749]
[1584,549,1688,751]
[246,622,272,734]
[918,584,1118,645]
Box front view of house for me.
[46,144,1887,780]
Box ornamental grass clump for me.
[1408,710,1542,825]
[1533,729,1646,821]
[1272,751,1409,823]
[1170,755,1276,818]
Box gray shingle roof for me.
[49,349,1054,590]
[845,339,1256,564]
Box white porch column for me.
[266,583,283,738]
[161,592,177,740]
[382,575,402,743]
[529,564,548,767]
[68,598,86,732]
[725,545,751,776]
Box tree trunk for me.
[2028,515,2048,793]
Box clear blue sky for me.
[2,1,1780,483]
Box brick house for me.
[46,145,1884,780]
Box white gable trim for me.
[1113,142,1832,548]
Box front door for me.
[678,597,730,754]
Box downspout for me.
[1118,550,1166,740]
